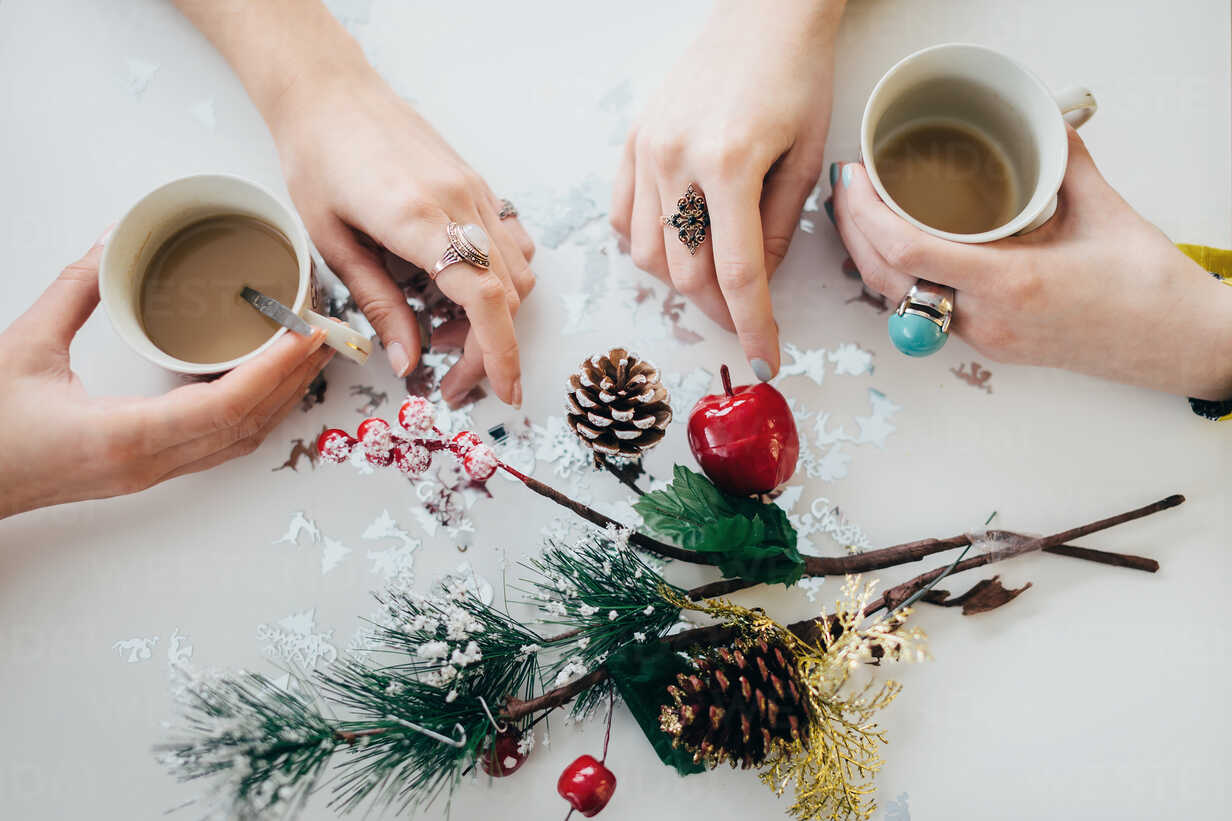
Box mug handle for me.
[1017,87,1098,234]
[301,310,373,365]
[1054,86,1098,129]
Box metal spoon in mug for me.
[240,286,314,337]
[240,286,373,366]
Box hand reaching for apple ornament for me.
[687,365,799,496]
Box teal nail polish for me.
[823,198,834,226]
[829,162,839,188]
[750,358,773,382]
[841,164,854,188]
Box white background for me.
[0,1,1229,819]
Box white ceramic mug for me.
[99,173,371,375]
[861,42,1097,243]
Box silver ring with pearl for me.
[430,222,491,279]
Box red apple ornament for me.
[687,364,798,496]
[557,754,616,817]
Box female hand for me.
[172,0,535,408]
[611,0,846,381]
[0,236,334,519]
[829,129,1232,400]
[268,68,535,408]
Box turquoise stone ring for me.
[888,281,954,357]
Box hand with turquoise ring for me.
[826,133,1232,401]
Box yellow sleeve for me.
[1177,244,1232,420]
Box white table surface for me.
[1,1,1230,819]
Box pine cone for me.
[660,637,809,769]
[566,348,672,459]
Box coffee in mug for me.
[872,120,1017,235]
[139,215,300,364]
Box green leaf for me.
[605,642,705,776]
[634,466,805,586]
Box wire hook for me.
[477,696,508,734]
[386,715,468,748]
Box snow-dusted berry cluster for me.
[316,396,500,482]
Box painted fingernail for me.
[750,358,773,382]
[511,379,523,409]
[386,341,411,377]
[823,197,835,226]
[841,164,854,188]
[829,163,840,189]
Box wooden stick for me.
[503,495,1183,721]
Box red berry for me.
[366,449,394,467]
[462,444,498,481]
[391,443,433,476]
[686,364,798,495]
[480,729,527,777]
[557,754,616,817]
[398,396,435,434]
[316,428,356,464]
[450,430,483,456]
[357,417,393,463]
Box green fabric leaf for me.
[605,642,705,776]
[634,465,805,586]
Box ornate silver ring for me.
[430,222,491,279]
[661,183,710,255]
[497,199,518,220]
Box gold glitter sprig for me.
[665,577,928,821]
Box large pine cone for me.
[566,349,672,459]
[660,637,809,769]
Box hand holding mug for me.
[852,44,1099,358]
[0,235,334,520]
[830,130,1232,401]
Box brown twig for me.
[502,460,1167,580]
[595,455,647,497]
[1036,541,1159,572]
[500,458,1167,586]
[866,495,1182,616]
[498,463,716,565]
[500,495,1182,721]
[335,727,388,744]
[502,668,607,721]
[685,530,1159,601]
